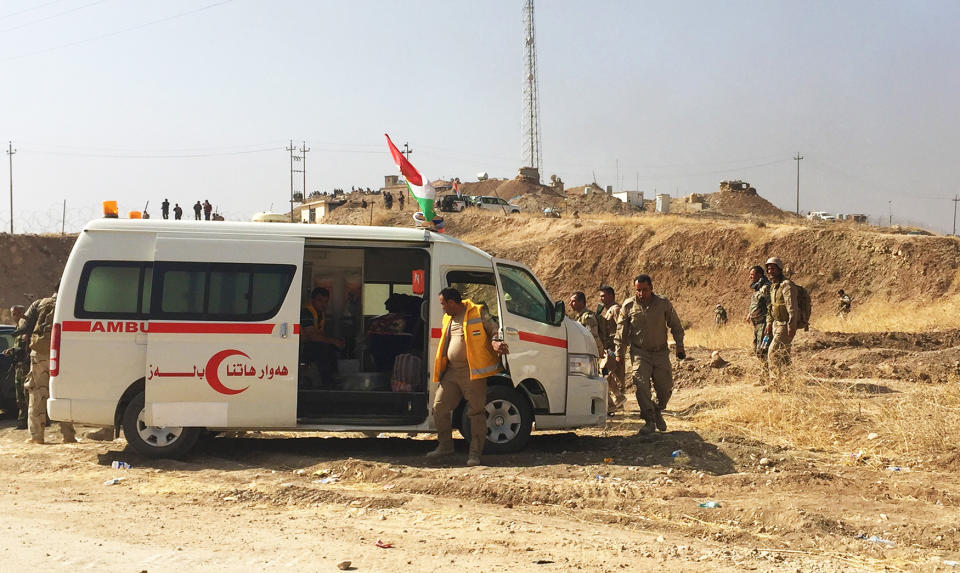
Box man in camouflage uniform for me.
[837,289,852,318]
[615,274,685,434]
[23,292,75,444]
[714,304,728,327]
[764,257,798,379]
[569,292,602,355]
[7,305,30,429]
[596,285,625,412]
[746,265,771,362]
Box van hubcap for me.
[136,409,183,447]
[485,399,522,444]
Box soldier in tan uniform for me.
[615,274,685,434]
[569,292,602,354]
[5,305,29,429]
[596,285,625,412]
[763,257,798,379]
[23,292,76,444]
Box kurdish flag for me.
[385,134,436,222]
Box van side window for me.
[446,270,499,321]
[76,261,153,319]
[497,264,550,323]
[154,262,295,321]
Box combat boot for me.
[655,407,667,432]
[637,417,656,435]
[425,442,455,458]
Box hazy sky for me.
[2,0,959,233]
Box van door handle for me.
[505,327,519,336]
[279,322,288,339]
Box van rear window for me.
[76,262,152,319]
[154,262,295,321]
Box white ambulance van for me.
[48,219,606,458]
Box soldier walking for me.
[569,291,602,354]
[173,203,183,220]
[615,274,685,434]
[596,285,625,412]
[161,198,170,219]
[714,304,728,327]
[837,289,852,318]
[764,257,798,379]
[193,201,202,220]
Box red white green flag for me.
[385,134,436,222]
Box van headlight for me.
[568,354,599,377]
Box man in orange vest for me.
[428,287,509,466]
[301,287,344,388]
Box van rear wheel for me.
[121,391,200,459]
[461,385,532,454]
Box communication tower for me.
[522,0,542,175]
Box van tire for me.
[461,385,532,454]
[121,391,200,459]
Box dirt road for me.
[3,366,957,572]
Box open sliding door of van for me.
[492,259,567,413]
[144,236,304,429]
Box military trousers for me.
[604,353,626,408]
[767,321,793,378]
[433,365,487,457]
[25,352,75,444]
[628,349,673,421]
[14,370,27,424]
[752,322,768,363]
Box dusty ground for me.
[2,339,959,572]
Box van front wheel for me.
[462,385,533,454]
[121,391,201,459]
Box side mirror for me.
[551,300,565,326]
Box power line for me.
[6,141,16,234]
[20,146,283,159]
[0,0,66,21]
[793,152,803,215]
[0,0,108,33]
[3,0,234,62]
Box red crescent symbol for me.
[205,349,250,395]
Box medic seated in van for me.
[300,287,345,388]
[367,293,423,372]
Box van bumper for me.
[536,374,607,429]
[47,398,115,426]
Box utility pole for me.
[286,140,296,222]
[793,152,803,216]
[952,194,959,236]
[401,142,413,161]
[299,141,310,206]
[6,141,15,234]
[888,200,892,227]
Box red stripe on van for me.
[431,328,442,339]
[149,323,275,335]
[518,331,568,348]
[293,324,300,335]
[62,321,92,332]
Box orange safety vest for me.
[433,299,502,382]
[302,303,325,333]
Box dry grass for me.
[690,370,960,463]
[814,294,960,333]
[683,323,755,350]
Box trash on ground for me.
[103,477,125,485]
[111,461,131,470]
[603,457,613,464]
[857,534,895,546]
[698,501,720,508]
[671,450,684,458]
[375,539,394,549]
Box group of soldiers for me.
[567,256,814,434]
[570,274,685,435]
[3,289,77,444]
